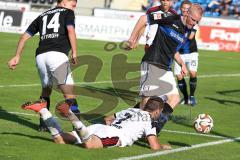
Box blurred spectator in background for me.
[142,0,161,10]
[232,0,240,18]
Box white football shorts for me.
[174,52,199,75]
[36,51,74,87]
[140,61,179,97]
[87,124,123,147]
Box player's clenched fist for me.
[8,56,20,70]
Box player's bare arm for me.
[188,24,198,40]
[67,25,78,64]
[174,52,188,76]
[127,15,147,49]
[147,135,172,150]
[8,33,31,70]
[104,114,115,125]
[188,30,196,40]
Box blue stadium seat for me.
[206,0,212,3]
[197,0,207,4]
[190,0,198,3]
[212,12,220,17]
[204,11,213,17]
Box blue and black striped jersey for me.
[142,14,191,70]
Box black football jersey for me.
[26,7,75,56]
[179,34,198,54]
[142,14,191,71]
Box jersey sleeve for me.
[144,121,157,137]
[26,17,39,36]
[65,9,75,27]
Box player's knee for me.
[189,71,197,78]
[176,74,184,80]
[167,94,180,108]
[53,135,66,144]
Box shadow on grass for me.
[134,138,149,149]
[205,97,240,106]
[217,89,240,99]
[168,141,191,147]
[0,106,38,131]
[1,132,52,142]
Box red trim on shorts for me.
[101,137,119,147]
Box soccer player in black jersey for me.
[8,0,80,131]
[130,4,203,133]
[174,0,199,106]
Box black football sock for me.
[155,103,173,134]
[189,77,197,97]
[40,96,50,110]
[177,79,188,101]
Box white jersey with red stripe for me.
[111,108,156,147]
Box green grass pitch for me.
[0,32,240,160]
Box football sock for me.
[39,108,63,137]
[177,79,188,100]
[39,97,50,129]
[66,98,80,119]
[40,96,50,110]
[189,77,197,96]
[71,130,82,144]
[162,103,173,115]
[67,110,90,141]
[156,103,173,134]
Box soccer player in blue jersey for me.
[174,0,199,106]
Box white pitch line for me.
[114,137,240,160]
[197,73,240,78]
[0,73,240,88]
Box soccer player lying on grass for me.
[22,97,171,150]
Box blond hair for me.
[190,3,204,16]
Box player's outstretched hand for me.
[8,56,20,70]
[160,144,172,150]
